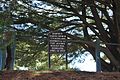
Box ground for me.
[1,70,120,80]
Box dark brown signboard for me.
[48,31,67,53]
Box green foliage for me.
[0,12,12,26]
[15,35,67,70]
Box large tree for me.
[0,0,120,71]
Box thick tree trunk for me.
[5,45,12,70]
[3,31,14,70]
[112,0,120,71]
[86,0,120,71]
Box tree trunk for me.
[3,31,14,70]
[112,0,120,71]
[5,45,12,70]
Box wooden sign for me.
[48,31,67,53]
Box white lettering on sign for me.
[49,31,67,53]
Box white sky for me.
[18,53,97,71]
[69,53,96,72]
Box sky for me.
[69,53,96,72]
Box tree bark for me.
[5,45,12,70]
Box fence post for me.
[95,38,101,72]
[0,49,2,70]
[10,32,16,70]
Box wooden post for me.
[65,52,68,69]
[48,52,51,69]
[10,32,16,70]
[65,40,68,69]
[0,49,2,70]
[95,38,101,72]
[2,49,6,70]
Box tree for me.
[0,0,16,70]
[39,0,120,71]
[0,0,120,71]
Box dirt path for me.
[1,70,120,80]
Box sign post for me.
[66,54,68,69]
[48,31,67,69]
[48,51,51,69]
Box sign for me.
[49,31,67,53]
